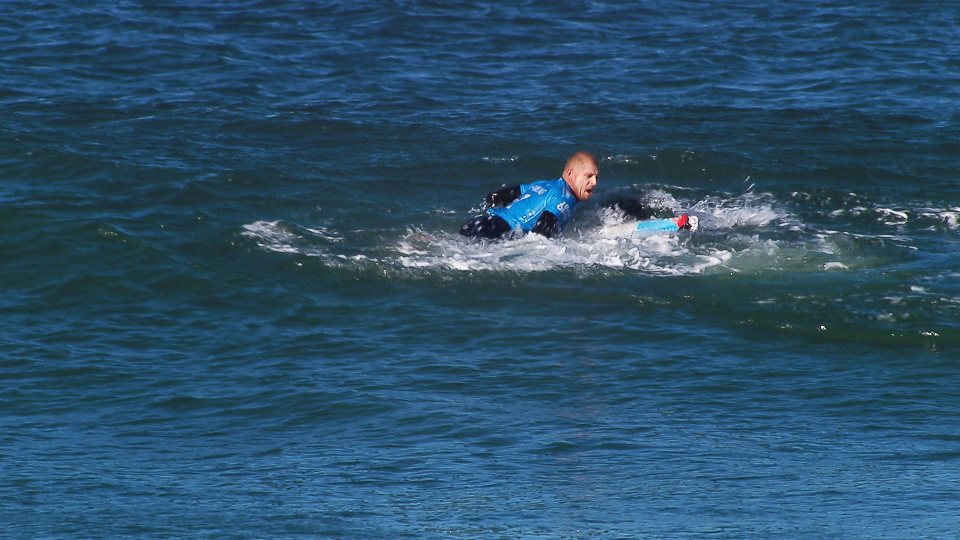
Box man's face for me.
[566,160,598,201]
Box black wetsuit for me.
[606,196,657,221]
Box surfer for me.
[459,151,599,239]
[460,151,697,239]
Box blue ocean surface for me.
[3,1,960,537]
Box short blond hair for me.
[564,151,599,171]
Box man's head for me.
[562,151,599,201]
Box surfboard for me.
[635,214,699,233]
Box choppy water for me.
[3,1,960,537]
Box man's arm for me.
[608,197,655,220]
[531,211,560,238]
[485,185,521,207]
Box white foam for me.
[877,207,909,224]
[240,220,303,254]
[240,220,343,257]
[917,207,960,229]
[392,209,733,275]
[303,226,343,242]
[686,191,784,229]
[395,232,718,274]
[240,189,811,276]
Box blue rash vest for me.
[488,178,578,234]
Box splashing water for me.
[240,190,805,275]
[239,187,957,276]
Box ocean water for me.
[3,1,960,537]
